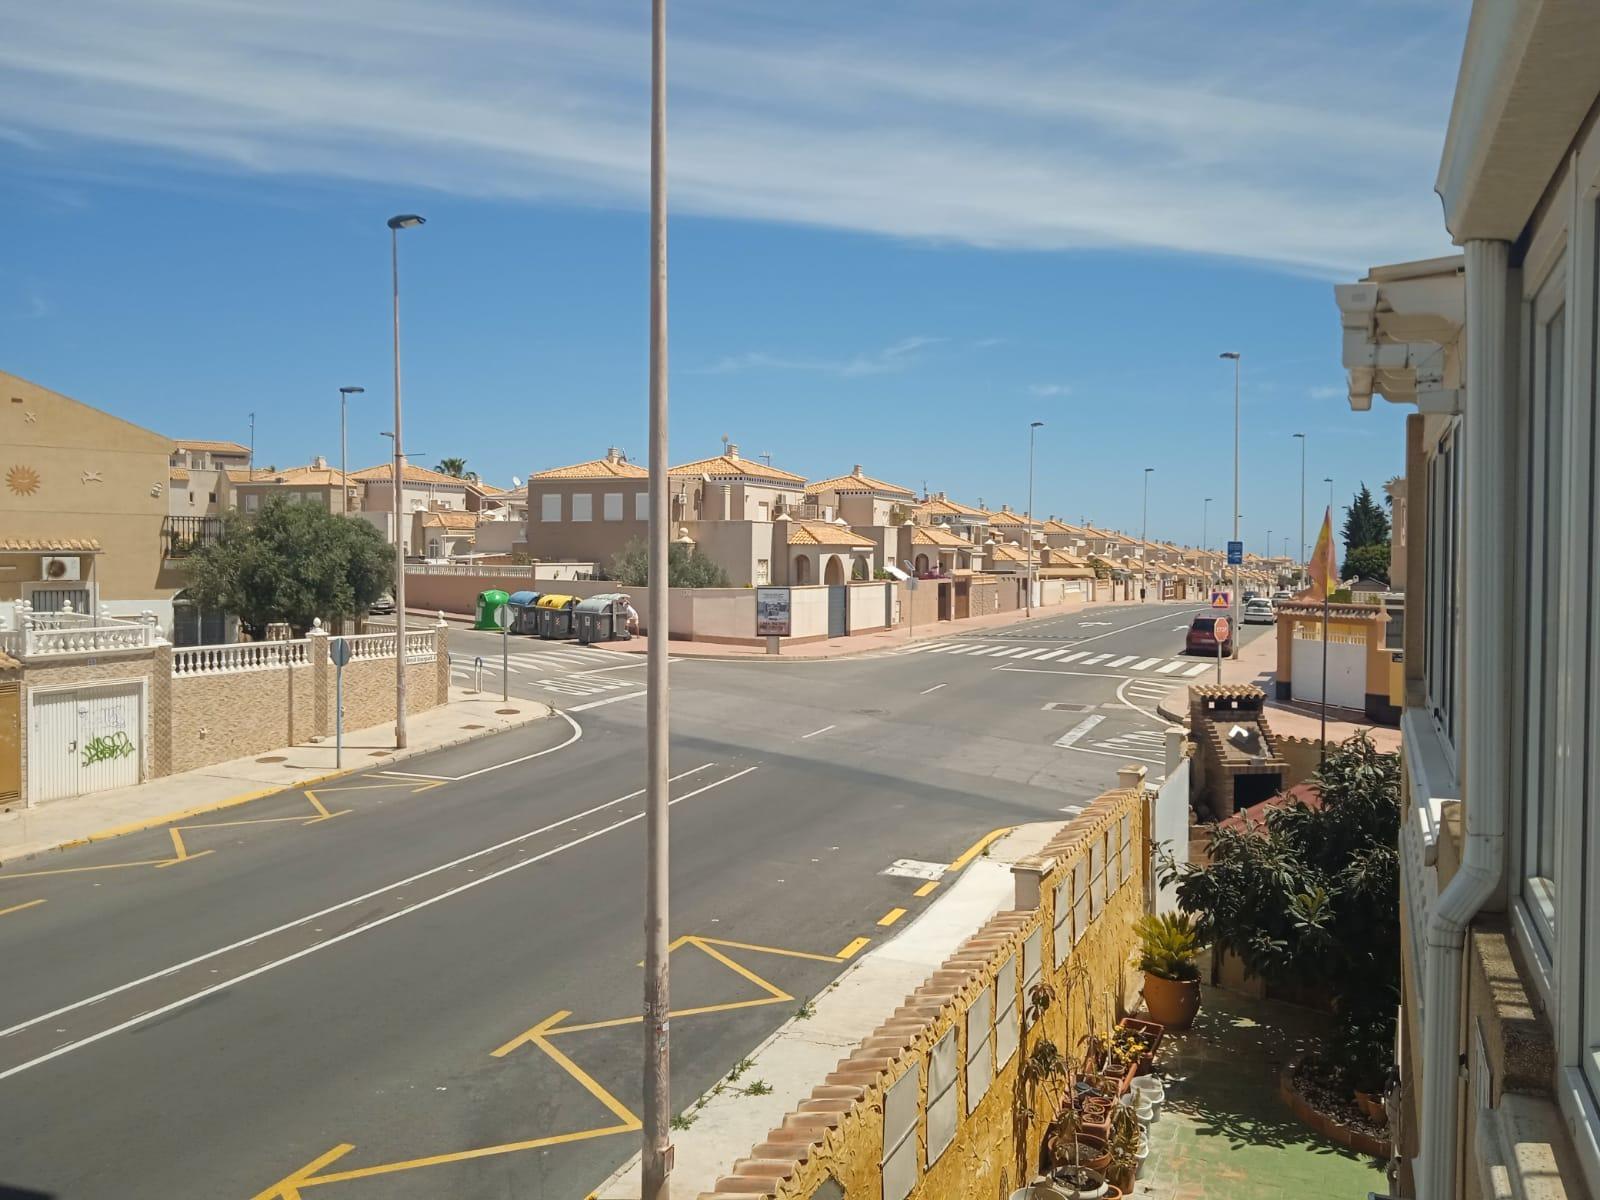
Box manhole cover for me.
[460,723,486,730]
[1043,702,1089,712]
[495,708,519,716]
[256,755,288,763]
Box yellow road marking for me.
[491,1009,570,1058]
[153,850,214,869]
[691,935,844,963]
[947,826,1014,872]
[689,937,792,1000]
[836,936,870,959]
[524,1032,642,1130]
[249,1142,357,1200]
[878,907,907,927]
[0,898,46,919]
[0,856,182,880]
[548,996,791,1037]
[914,881,939,898]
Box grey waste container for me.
[506,590,542,635]
[574,593,632,644]
[535,594,580,639]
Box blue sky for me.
[1,0,1465,550]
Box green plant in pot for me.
[1135,912,1204,1029]
[1105,1104,1143,1193]
[1047,1099,1113,1198]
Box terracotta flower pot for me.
[1354,1091,1386,1123]
[1143,971,1201,1029]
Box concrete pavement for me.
[0,600,1223,1199]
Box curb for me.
[1157,687,1189,725]
[5,702,555,865]
[1278,1057,1390,1159]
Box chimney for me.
[727,443,740,459]
[852,464,863,477]
[606,447,622,464]
[312,455,327,470]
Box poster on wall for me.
[755,587,792,636]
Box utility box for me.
[574,593,633,644]
[473,589,511,631]
[535,594,581,640]
[505,590,543,635]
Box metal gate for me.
[0,682,19,807]
[29,682,145,804]
[1290,627,1365,711]
[827,586,849,638]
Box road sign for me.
[493,604,514,631]
[1211,590,1230,609]
[1213,617,1231,643]
[329,636,352,667]
[1227,540,1243,565]
[329,637,351,768]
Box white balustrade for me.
[172,638,310,676]
[18,621,156,657]
[333,629,437,663]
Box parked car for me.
[1272,590,1293,604]
[1184,613,1235,656]
[1243,598,1276,624]
[368,593,396,615]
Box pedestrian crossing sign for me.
[1211,590,1230,609]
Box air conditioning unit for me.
[41,556,81,581]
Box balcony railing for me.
[163,515,225,559]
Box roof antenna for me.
[759,452,772,466]
[721,433,731,455]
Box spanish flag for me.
[1308,506,1338,598]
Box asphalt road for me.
[0,600,1264,1199]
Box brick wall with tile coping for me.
[694,785,1148,1200]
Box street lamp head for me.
[1292,431,1305,440]
[387,213,426,230]
[1219,351,1241,360]
[1144,467,1154,475]
[1030,420,1044,429]
[340,386,365,396]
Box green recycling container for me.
[473,589,511,631]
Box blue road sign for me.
[1227,540,1243,565]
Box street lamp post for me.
[1140,467,1153,602]
[1292,432,1306,582]
[1220,351,1242,657]
[642,0,672,1194]
[1203,497,1212,553]
[338,386,364,517]
[1326,476,1335,509]
[386,213,425,750]
[1025,421,1043,617]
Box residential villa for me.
[1330,5,1600,1197]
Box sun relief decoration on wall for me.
[5,465,41,496]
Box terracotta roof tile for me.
[230,465,349,486]
[804,468,915,499]
[911,525,975,549]
[669,454,806,485]
[531,456,649,480]
[419,511,479,530]
[348,463,471,486]
[174,439,250,454]
[785,519,875,548]
[915,496,990,519]
[0,537,103,553]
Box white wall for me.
[848,581,892,631]
[1153,757,1191,914]
[789,586,831,639]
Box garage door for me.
[1290,627,1365,711]
[29,683,144,803]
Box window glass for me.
[995,956,1019,1068]
[541,493,561,522]
[1052,875,1072,966]
[926,1028,959,1163]
[965,983,994,1112]
[881,1067,920,1200]
[572,493,593,522]
[603,493,623,521]
[635,492,650,521]
[1021,927,1042,1029]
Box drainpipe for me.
[1417,238,1511,1200]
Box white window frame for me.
[571,493,593,523]
[926,1027,959,1164]
[965,982,994,1112]
[755,559,770,586]
[244,492,260,513]
[995,955,1019,1068]
[634,491,650,521]
[540,493,561,523]
[603,492,623,521]
[880,1066,920,1200]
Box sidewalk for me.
[0,688,552,865]
[1157,630,1400,752]
[602,597,1178,662]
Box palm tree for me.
[435,457,468,478]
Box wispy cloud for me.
[1309,385,1346,399]
[1028,383,1072,397]
[700,335,940,377]
[0,1,1463,273]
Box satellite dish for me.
[511,475,523,488]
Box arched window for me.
[793,555,810,584]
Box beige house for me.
[909,524,982,577]
[782,517,875,585]
[0,370,181,628]
[349,462,470,557]
[914,492,991,544]
[417,510,478,559]
[230,459,355,516]
[526,448,651,567]
[806,466,917,581]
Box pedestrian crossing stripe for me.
[888,639,1214,679]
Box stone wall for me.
[695,786,1148,1200]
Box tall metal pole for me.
[1203,497,1212,554]
[1025,421,1042,617]
[1223,352,1242,657]
[248,412,256,476]
[387,214,424,749]
[339,386,364,517]
[1140,467,1152,602]
[1293,432,1306,582]
[642,0,673,1192]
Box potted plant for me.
[1105,1105,1143,1193]
[1135,912,1204,1029]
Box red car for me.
[1185,613,1234,657]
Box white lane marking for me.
[0,760,723,1055]
[903,643,939,653]
[920,683,947,694]
[1132,658,1160,671]
[944,646,986,655]
[375,770,452,781]
[801,724,836,739]
[928,643,969,654]
[1057,651,1089,664]
[1053,714,1105,748]
[1106,655,1137,668]
[450,710,583,781]
[1156,661,1185,674]
[1059,804,1085,814]
[1182,663,1210,677]
[1078,621,1113,627]
[1010,648,1048,660]
[1034,648,1069,661]
[1172,625,1189,631]
[568,690,648,712]
[882,859,947,882]
[0,766,760,1084]
[1081,653,1112,665]
[990,647,1030,658]
[964,647,1004,656]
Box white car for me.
[1243,598,1276,624]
